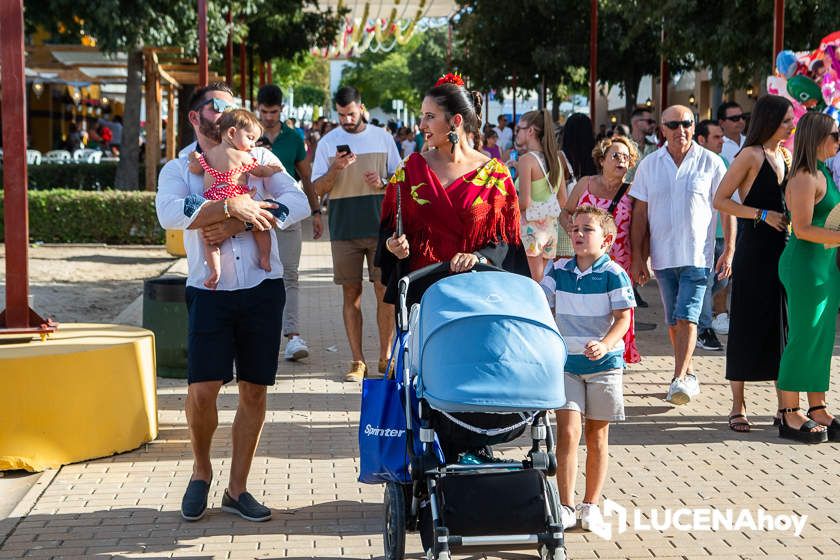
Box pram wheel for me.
[384,482,407,560]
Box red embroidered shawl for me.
[380,152,521,272]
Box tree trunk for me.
[551,85,561,122]
[623,77,639,118]
[115,48,143,190]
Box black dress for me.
[725,153,788,381]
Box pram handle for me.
[397,260,505,331]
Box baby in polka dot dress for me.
[189,108,284,289]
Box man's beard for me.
[199,113,221,143]
[341,120,362,133]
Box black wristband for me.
[244,222,254,231]
[311,209,321,216]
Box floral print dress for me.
[578,184,641,364]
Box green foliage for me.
[0,189,163,244]
[340,46,421,112]
[293,84,328,107]
[406,27,451,99]
[0,163,160,190]
[246,0,347,61]
[659,0,839,91]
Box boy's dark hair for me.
[113,115,123,124]
[334,86,361,107]
[716,101,742,121]
[695,119,719,140]
[573,205,618,245]
[189,81,234,111]
[257,84,283,107]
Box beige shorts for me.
[557,368,625,421]
[331,237,381,285]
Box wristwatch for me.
[244,222,254,232]
[311,209,322,216]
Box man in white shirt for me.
[630,105,735,406]
[156,82,309,523]
[717,101,747,165]
[494,115,514,151]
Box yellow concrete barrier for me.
[165,229,186,257]
[0,324,158,472]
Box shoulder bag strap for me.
[607,182,630,215]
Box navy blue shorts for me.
[185,278,285,385]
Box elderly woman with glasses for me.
[561,136,641,364]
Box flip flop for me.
[728,413,751,433]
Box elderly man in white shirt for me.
[630,105,735,406]
[156,82,308,523]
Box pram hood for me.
[408,270,566,412]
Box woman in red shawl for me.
[377,74,528,301]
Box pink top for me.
[577,180,633,273]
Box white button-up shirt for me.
[631,143,726,271]
[720,133,745,166]
[156,142,309,291]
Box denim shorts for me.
[654,266,709,326]
[185,278,285,385]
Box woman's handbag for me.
[524,153,562,222]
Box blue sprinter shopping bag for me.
[358,373,412,484]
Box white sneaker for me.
[665,377,691,405]
[577,503,604,533]
[684,373,700,397]
[712,312,730,335]
[284,335,309,361]
[559,505,577,530]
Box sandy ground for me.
[0,245,178,323]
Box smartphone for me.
[336,144,352,156]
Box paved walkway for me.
[2,222,840,559]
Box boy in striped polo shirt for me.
[540,205,635,533]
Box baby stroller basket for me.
[400,265,567,413]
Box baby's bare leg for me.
[253,230,272,272]
[204,241,222,289]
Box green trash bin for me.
[143,276,188,378]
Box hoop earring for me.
[447,125,459,154]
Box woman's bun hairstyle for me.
[426,73,480,131]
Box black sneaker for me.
[181,478,211,521]
[696,328,723,351]
[221,490,272,522]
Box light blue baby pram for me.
[383,262,568,560]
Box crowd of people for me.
[154,74,840,535]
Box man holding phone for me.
[312,85,401,382]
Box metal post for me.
[659,22,669,116]
[773,0,785,70]
[0,0,30,328]
[0,0,54,334]
[198,0,208,87]
[225,10,233,84]
[589,0,598,126]
[266,60,272,84]
[240,41,247,106]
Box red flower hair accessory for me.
[435,72,465,87]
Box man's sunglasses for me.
[662,120,694,130]
[830,131,840,142]
[194,97,237,113]
[722,114,746,122]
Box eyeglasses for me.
[722,114,746,122]
[609,152,631,162]
[195,97,237,113]
[830,131,840,142]
[662,120,694,130]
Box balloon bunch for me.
[767,31,840,147]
